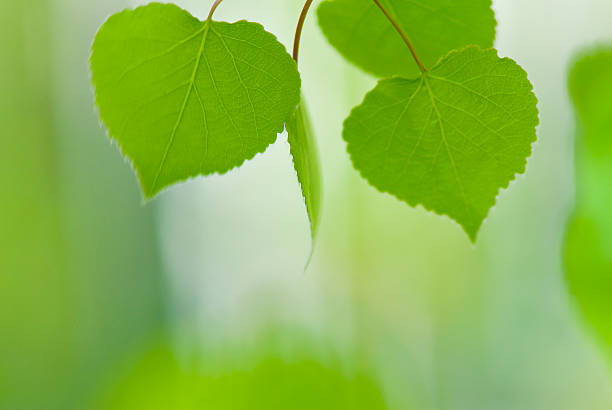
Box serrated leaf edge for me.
[89,3,301,201]
[342,45,539,242]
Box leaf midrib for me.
[151,21,212,193]
[422,73,472,226]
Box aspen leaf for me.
[317,0,496,78]
[90,3,301,198]
[343,47,539,240]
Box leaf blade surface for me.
[91,3,301,198]
[343,47,538,240]
[317,0,496,78]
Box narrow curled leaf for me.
[90,3,301,198]
[317,0,496,78]
[286,96,322,265]
[565,47,612,362]
[343,47,539,241]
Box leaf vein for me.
[151,23,210,192]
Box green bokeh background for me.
[2,0,612,409]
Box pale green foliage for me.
[317,0,496,78]
[565,47,612,361]
[101,343,388,409]
[90,3,301,198]
[343,47,539,241]
[286,97,322,262]
[287,97,322,266]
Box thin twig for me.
[207,0,224,20]
[293,0,314,64]
[372,0,427,72]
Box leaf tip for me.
[139,184,159,204]
[465,227,480,244]
[303,246,315,272]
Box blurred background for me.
[2,0,612,409]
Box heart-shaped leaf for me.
[91,3,301,198]
[343,47,539,241]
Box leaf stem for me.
[293,0,314,64]
[372,0,427,72]
[207,0,224,20]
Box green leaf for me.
[317,0,496,78]
[565,215,612,361]
[568,48,612,157]
[90,3,301,198]
[286,97,323,266]
[343,46,539,241]
[101,341,388,409]
[565,47,612,362]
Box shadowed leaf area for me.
[317,0,496,78]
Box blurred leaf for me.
[100,342,388,410]
[568,49,612,157]
[565,47,612,361]
[317,0,496,78]
[90,3,301,198]
[566,216,612,347]
[286,97,322,264]
[343,47,538,241]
